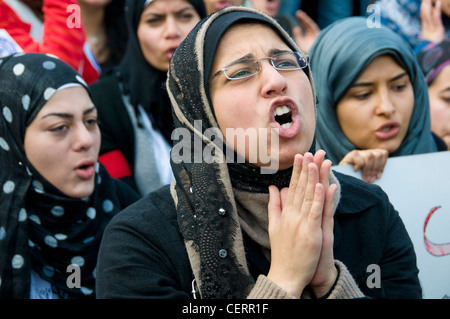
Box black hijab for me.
[0,53,133,298]
[167,7,316,298]
[118,0,206,143]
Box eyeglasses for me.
[210,51,309,81]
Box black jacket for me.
[96,171,422,299]
[90,74,138,191]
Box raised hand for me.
[339,149,388,183]
[292,10,321,53]
[420,0,445,43]
[267,152,337,298]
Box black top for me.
[96,172,422,299]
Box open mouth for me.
[166,49,175,60]
[274,105,293,129]
[75,160,96,179]
[270,99,300,138]
[216,1,233,10]
[375,121,400,139]
[380,126,396,132]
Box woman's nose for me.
[375,88,396,116]
[73,124,95,151]
[260,60,288,97]
[164,16,182,38]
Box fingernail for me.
[304,154,311,163]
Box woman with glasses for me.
[96,7,422,299]
[309,17,446,183]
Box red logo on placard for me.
[423,206,450,257]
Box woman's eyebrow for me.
[388,72,408,83]
[175,6,197,16]
[268,48,291,56]
[142,6,194,19]
[226,53,254,65]
[83,106,97,115]
[41,107,96,119]
[42,112,73,119]
[226,48,291,66]
[352,72,409,87]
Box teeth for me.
[274,105,291,116]
[281,122,292,129]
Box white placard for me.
[332,151,450,299]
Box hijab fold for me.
[309,17,437,165]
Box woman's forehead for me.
[35,86,91,109]
[214,24,289,61]
[219,22,281,44]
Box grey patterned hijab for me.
[309,17,437,165]
[167,7,314,298]
[0,53,131,298]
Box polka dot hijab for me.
[0,53,124,298]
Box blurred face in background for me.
[251,0,281,17]
[437,0,450,16]
[427,64,450,149]
[203,0,243,14]
[137,0,201,71]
